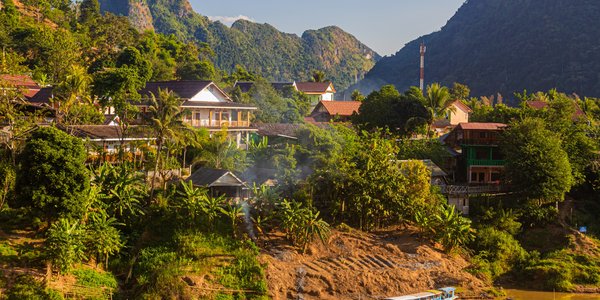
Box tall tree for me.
[14,127,90,222]
[500,118,574,205]
[146,88,187,198]
[423,83,454,137]
[79,0,100,24]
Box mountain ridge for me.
[349,0,600,99]
[98,0,380,91]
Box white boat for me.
[384,287,458,300]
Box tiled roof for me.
[252,123,301,138]
[527,100,586,118]
[452,100,472,113]
[0,74,39,89]
[317,100,361,116]
[233,81,254,93]
[186,167,245,187]
[458,122,507,130]
[64,125,153,140]
[181,101,257,109]
[296,82,335,94]
[26,87,54,105]
[139,81,213,99]
[0,74,41,98]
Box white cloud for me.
[208,15,255,26]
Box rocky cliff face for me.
[350,0,600,98]
[98,0,154,31]
[98,0,379,91]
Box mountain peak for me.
[352,0,600,98]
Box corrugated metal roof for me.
[458,122,507,130]
[296,82,335,93]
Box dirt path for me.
[260,226,489,300]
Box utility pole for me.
[420,42,426,92]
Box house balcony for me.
[467,159,505,167]
[460,138,500,146]
[187,120,251,128]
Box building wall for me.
[468,166,503,184]
[449,107,469,125]
[189,86,229,102]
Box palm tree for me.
[146,88,188,198]
[423,83,455,137]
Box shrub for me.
[45,218,87,273]
[5,275,64,300]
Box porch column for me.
[209,111,213,127]
[219,111,222,126]
[247,111,251,125]
[237,111,241,126]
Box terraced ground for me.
[261,226,488,300]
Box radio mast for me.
[420,42,426,92]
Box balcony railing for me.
[467,159,505,166]
[188,120,251,128]
[460,138,499,145]
[440,184,508,195]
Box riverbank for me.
[260,225,490,299]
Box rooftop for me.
[452,100,472,113]
[139,80,213,99]
[317,100,361,116]
[296,82,335,94]
[186,167,245,187]
[64,125,153,140]
[458,122,507,130]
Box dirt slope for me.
[260,226,488,300]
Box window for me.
[471,172,478,182]
[479,172,485,182]
[479,131,487,139]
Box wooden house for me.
[295,82,336,105]
[185,167,249,200]
[445,122,507,185]
[137,81,258,149]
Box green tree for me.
[353,85,428,137]
[500,118,574,205]
[432,205,474,251]
[14,127,89,222]
[310,70,326,82]
[46,218,87,273]
[351,89,365,102]
[422,83,454,137]
[146,88,188,198]
[86,212,123,268]
[79,0,100,24]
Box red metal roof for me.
[318,100,361,116]
[296,82,335,94]
[452,100,472,112]
[458,122,507,130]
[0,74,39,89]
[0,74,41,98]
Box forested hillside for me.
[98,0,380,91]
[350,0,600,100]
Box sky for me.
[190,0,466,56]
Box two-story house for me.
[295,82,336,106]
[137,81,258,148]
[445,122,507,185]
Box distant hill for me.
[98,0,380,91]
[349,0,600,99]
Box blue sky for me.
[190,0,465,56]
